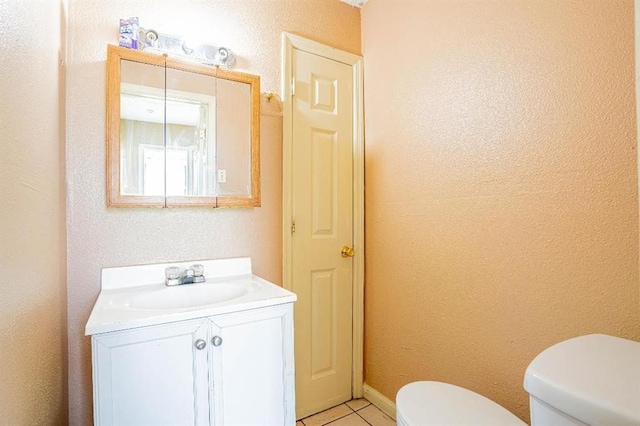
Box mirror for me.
[107,45,260,207]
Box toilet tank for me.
[524,334,640,426]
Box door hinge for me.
[291,220,296,235]
[291,77,296,97]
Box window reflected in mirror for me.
[165,67,217,197]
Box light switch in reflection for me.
[217,169,227,183]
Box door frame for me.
[281,32,365,399]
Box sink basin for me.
[116,282,256,310]
[86,257,298,335]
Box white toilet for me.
[396,334,640,426]
[396,381,526,425]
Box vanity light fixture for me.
[137,27,237,68]
[340,0,369,7]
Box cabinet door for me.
[209,304,295,425]
[92,319,210,425]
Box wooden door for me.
[291,47,355,419]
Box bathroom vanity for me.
[85,257,296,425]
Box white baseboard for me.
[363,383,396,420]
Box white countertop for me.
[85,257,296,335]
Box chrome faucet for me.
[165,264,205,286]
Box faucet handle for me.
[165,266,181,286]
[191,264,205,283]
[192,264,204,277]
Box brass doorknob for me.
[341,246,355,258]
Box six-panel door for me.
[92,319,210,425]
[291,47,355,419]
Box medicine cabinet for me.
[106,45,260,207]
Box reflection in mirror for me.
[107,45,260,207]
[120,64,219,198]
[165,68,217,197]
[216,78,251,196]
[120,59,165,196]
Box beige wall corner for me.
[0,0,68,424]
[362,0,639,422]
[363,383,396,419]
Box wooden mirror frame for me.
[106,45,260,208]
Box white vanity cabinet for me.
[92,318,210,425]
[91,303,295,425]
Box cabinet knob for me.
[194,339,207,350]
[211,336,223,347]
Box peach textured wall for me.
[362,0,639,422]
[65,1,360,424]
[0,0,68,424]
[636,0,640,270]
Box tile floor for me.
[297,399,396,426]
